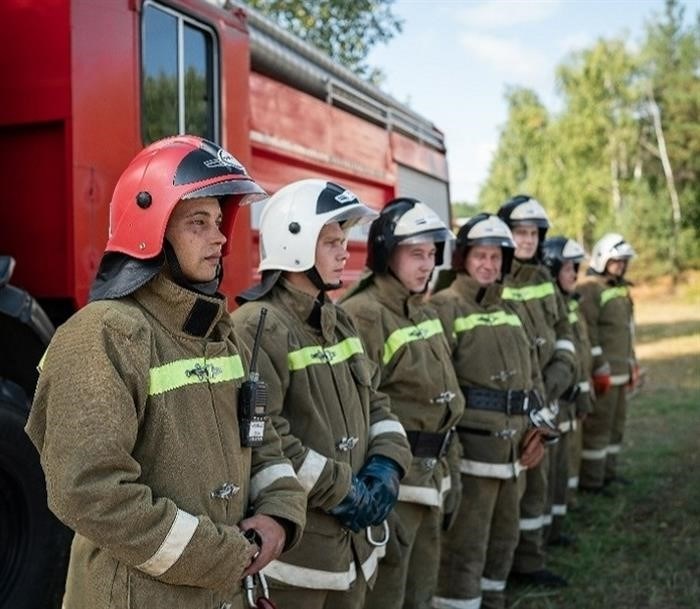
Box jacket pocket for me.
[127,570,215,609]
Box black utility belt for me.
[461,386,532,415]
[406,430,452,458]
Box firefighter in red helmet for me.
[26,136,307,609]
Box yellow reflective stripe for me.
[502,282,555,301]
[600,286,629,306]
[454,311,522,334]
[382,319,444,365]
[149,355,244,396]
[288,337,364,371]
[568,300,579,323]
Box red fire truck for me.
[0,1,450,606]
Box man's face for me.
[314,222,349,286]
[389,242,436,293]
[606,259,627,278]
[465,244,502,286]
[165,197,226,283]
[511,224,539,260]
[558,260,578,293]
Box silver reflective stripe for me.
[554,339,575,353]
[578,380,591,393]
[552,503,567,516]
[249,463,297,501]
[432,596,482,609]
[542,513,553,526]
[398,475,451,507]
[591,346,603,356]
[519,515,544,531]
[369,420,406,441]
[607,443,622,454]
[460,459,525,479]
[610,374,630,386]
[481,576,506,591]
[581,448,607,460]
[263,558,357,590]
[568,476,579,489]
[359,544,385,581]
[297,449,328,493]
[558,420,573,433]
[136,509,198,576]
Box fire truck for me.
[0,1,450,606]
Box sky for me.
[366,0,700,203]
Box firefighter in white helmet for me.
[432,214,547,609]
[541,236,594,543]
[577,233,638,493]
[231,179,412,609]
[339,198,465,609]
[26,136,307,609]
[497,195,574,588]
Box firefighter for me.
[230,179,412,609]
[338,199,465,609]
[431,213,547,609]
[24,136,307,609]
[541,236,594,544]
[497,195,575,587]
[577,233,637,493]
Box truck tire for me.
[0,379,72,609]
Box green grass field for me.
[507,280,700,609]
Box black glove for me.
[328,475,377,532]
[357,455,403,526]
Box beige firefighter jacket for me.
[231,278,412,592]
[25,273,307,609]
[431,274,537,480]
[339,272,465,509]
[578,273,636,386]
[502,260,576,402]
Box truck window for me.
[141,1,219,144]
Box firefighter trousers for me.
[567,421,582,508]
[546,431,570,541]
[580,386,626,488]
[435,472,523,609]
[511,450,549,574]
[365,501,441,609]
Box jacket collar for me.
[452,273,503,305]
[373,273,427,320]
[273,278,338,343]
[133,272,228,338]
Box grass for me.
[507,279,700,609]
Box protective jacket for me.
[26,273,306,609]
[578,274,636,386]
[502,260,576,400]
[431,274,536,478]
[340,273,465,509]
[231,278,412,592]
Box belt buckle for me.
[522,392,529,412]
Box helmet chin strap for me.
[164,241,221,296]
[305,266,341,293]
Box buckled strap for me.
[460,386,531,415]
[406,430,450,458]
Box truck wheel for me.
[0,379,72,609]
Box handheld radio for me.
[239,308,268,447]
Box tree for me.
[242,0,403,81]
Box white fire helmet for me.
[258,179,378,273]
[590,233,636,274]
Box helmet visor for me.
[183,178,268,205]
[398,227,455,246]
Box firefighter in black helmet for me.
[340,198,464,609]
[498,195,575,588]
[432,214,546,609]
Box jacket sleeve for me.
[235,338,307,551]
[25,307,257,590]
[579,285,607,371]
[235,309,354,512]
